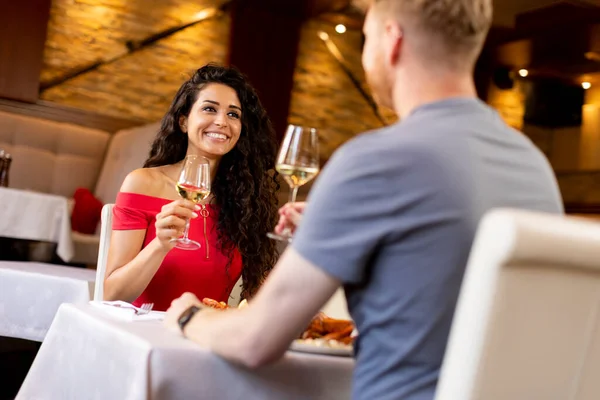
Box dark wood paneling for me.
[493,1,600,81]
[228,0,309,141]
[0,99,145,132]
[565,203,600,214]
[0,0,52,102]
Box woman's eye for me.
[202,106,216,112]
[228,112,240,119]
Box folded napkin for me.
[89,300,165,321]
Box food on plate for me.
[301,312,355,346]
[201,298,249,310]
[201,298,229,310]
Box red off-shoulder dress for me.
[112,192,243,311]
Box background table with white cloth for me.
[18,303,355,400]
[0,187,74,262]
[0,262,95,341]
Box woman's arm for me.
[103,169,197,302]
[103,231,169,302]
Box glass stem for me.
[282,186,300,239]
[182,218,191,240]
[289,186,299,204]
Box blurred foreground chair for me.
[436,209,600,400]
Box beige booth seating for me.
[0,110,159,265]
[72,122,160,264]
[0,111,109,197]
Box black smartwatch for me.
[177,305,201,335]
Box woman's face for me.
[181,83,243,159]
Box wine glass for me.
[267,125,320,242]
[171,155,211,250]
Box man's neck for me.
[392,70,478,119]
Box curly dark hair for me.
[144,64,280,299]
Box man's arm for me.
[167,247,341,368]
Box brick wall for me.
[38,1,398,161]
[40,0,230,122]
[289,19,398,160]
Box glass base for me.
[266,232,293,243]
[170,237,201,250]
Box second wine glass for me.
[267,125,320,242]
[171,155,211,250]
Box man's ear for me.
[386,22,403,66]
[179,115,187,133]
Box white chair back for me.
[435,209,600,400]
[93,203,114,301]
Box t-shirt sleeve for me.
[292,137,440,285]
[112,194,151,230]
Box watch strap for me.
[177,305,201,334]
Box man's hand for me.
[161,248,341,367]
[164,292,203,334]
[275,202,306,236]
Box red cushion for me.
[71,188,103,235]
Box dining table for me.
[0,261,95,341]
[17,303,355,399]
[0,187,74,262]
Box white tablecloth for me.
[18,303,355,400]
[0,187,74,261]
[0,261,95,341]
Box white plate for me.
[289,339,353,357]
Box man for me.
[164,1,563,399]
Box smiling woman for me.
[102,64,280,311]
[185,84,243,158]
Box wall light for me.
[193,8,218,21]
[335,24,347,34]
[518,69,528,78]
[582,82,592,90]
[318,31,330,41]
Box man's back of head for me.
[373,0,492,71]
[362,0,493,115]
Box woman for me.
[104,64,280,311]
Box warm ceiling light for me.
[518,69,528,77]
[335,24,347,34]
[582,82,592,89]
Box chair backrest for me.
[93,203,114,301]
[435,209,600,400]
[93,122,159,204]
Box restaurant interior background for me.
[2,0,600,397]
[2,0,600,212]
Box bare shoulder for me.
[120,168,164,196]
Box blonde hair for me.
[373,0,493,71]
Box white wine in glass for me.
[176,182,210,203]
[171,155,211,250]
[276,164,320,188]
[267,125,319,242]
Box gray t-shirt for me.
[293,98,563,400]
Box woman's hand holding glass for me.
[154,200,199,251]
[171,155,211,250]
